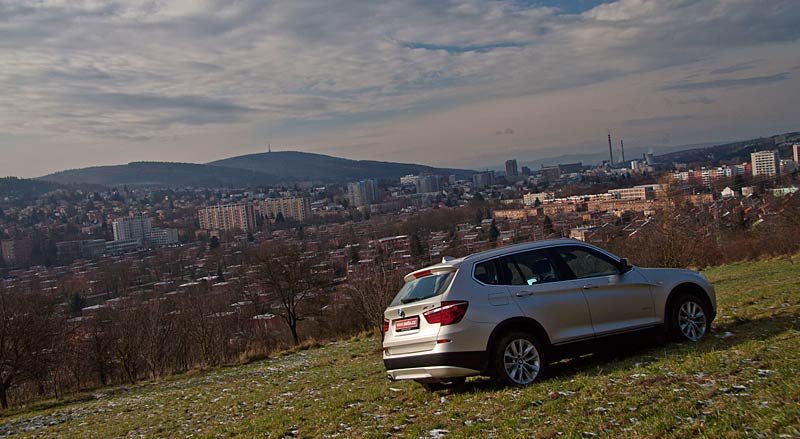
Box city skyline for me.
[2,0,800,177]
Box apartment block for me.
[259,197,312,222]
[751,150,780,178]
[112,215,152,244]
[198,202,256,232]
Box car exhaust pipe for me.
[386,374,395,382]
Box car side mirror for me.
[618,258,632,274]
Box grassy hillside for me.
[2,256,799,438]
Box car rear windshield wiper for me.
[401,296,426,304]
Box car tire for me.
[491,331,547,387]
[668,293,712,342]
[416,377,466,392]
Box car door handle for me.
[582,285,599,290]
[515,291,535,297]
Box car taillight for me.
[383,318,390,333]
[423,301,469,326]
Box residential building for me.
[608,186,653,201]
[104,239,139,255]
[539,166,560,182]
[1,238,33,266]
[415,175,441,194]
[147,228,179,247]
[523,192,555,206]
[198,202,256,232]
[56,239,106,262]
[720,187,737,199]
[347,179,379,208]
[112,215,152,244]
[400,175,418,185]
[472,171,495,188]
[671,165,747,186]
[505,160,518,178]
[260,196,312,222]
[520,166,531,176]
[751,150,780,178]
[558,162,583,174]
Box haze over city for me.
[2,0,800,177]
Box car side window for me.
[508,250,562,285]
[555,246,619,279]
[474,259,500,285]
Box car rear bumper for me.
[383,350,486,381]
[386,366,480,381]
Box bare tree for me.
[344,257,402,335]
[0,287,60,409]
[255,244,328,345]
[140,298,175,379]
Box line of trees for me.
[0,243,401,410]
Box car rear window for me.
[390,272,455,307]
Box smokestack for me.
[607,133,614,165]
[620,139,626,165]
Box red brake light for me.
[413,269,433,279]
[423,301,469,326]
[383,318,390,333]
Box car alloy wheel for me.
[678,300,707,341]
[503,338,540,385]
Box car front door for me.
[500,249,595,344]
[552,246,657,336]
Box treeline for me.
[0,244,401,410]
[605,192,800,268]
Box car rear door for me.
[383,270,455,356]
[499,249,595,344]
[552,245,657,336]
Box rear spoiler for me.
[403,265,457,283]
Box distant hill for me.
[0,177,66,200]
[656,133,799,164]
[207,151,474,182]
[38,151,475,188]
[40,162,277,188]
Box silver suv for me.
[382,239,716,389]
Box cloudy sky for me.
[1,0,799,177]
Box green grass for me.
[2,255,799,438]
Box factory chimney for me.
[620,139,626,165]
[607,133,614,165]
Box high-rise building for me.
[751,150,780,178]
[793,143,799,164]
[260,197,312,222]
[1,238,33,266]
[198,202,256,232]
[112,215,152,244]
[415,175,441,194]
[472,171,495,188]
[505,159,518,177]
[521,166,531,176]
[347,179,379,207]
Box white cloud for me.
[0,0,798,176]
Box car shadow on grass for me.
[448,310,799,394]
